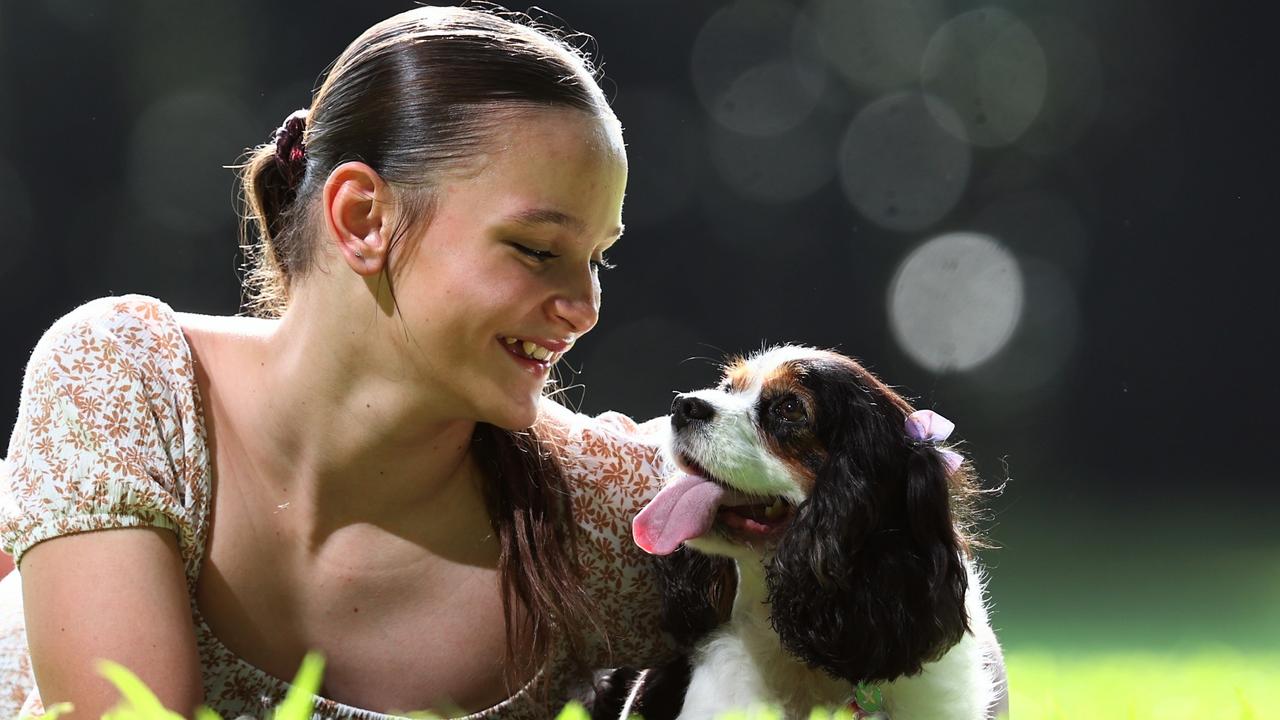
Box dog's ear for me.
[653,545,736,649]
[766,444,969,684]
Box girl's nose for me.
[553,292,600,334]
[552,270,601,334]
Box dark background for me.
[1,1,1276,653]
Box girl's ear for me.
[322,161,392,276]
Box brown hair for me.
[235,5,612,705]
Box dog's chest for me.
[683,621,850,719]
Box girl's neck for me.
[181,301,495,562]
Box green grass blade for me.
[270,652,326,720]
[18,701,74,720]
[96,660,184,720]
[555,701,590,720]
[193,706,224,720]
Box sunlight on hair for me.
[690,0,826,136]
[709,108,841,204]
[838,92,971,233]
[807,0,946,93]
[921,7,1048,148]
[889,232,1023,372]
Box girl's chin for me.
[480,395,541,431]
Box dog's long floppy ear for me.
[653,545,736,649]
[767,430,970,684]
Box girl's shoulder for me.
[532,397,670,481]
[2,294,209,569]
[534,399,680,668]
[34,294,186,360]
[536,399,670,471]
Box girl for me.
[0,7,672,718]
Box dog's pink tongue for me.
[633,473,725,556]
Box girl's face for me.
[388,107,627,429]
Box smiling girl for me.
[0,7,673,719]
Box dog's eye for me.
[772,396,807,423]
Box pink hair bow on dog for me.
[905,409,964,474]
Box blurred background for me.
[1,0,1276,661]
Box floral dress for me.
[0,295,677,719]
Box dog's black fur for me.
[765,358,970,683]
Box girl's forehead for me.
[488,106,624,161]
[462,113,627,212]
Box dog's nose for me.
[671,395,716,431]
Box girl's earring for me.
[354,250,364,259]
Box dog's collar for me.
[848,683,888,718]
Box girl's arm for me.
[21,528,203,719]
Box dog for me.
[615,346,1004,720]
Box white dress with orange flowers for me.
[0,295,676,719]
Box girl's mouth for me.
[499,336,567,372]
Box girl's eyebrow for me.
[506,207,625,239]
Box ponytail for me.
[236,109,310,317]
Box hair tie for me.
[272,108,309,188]
[904,409,963,474]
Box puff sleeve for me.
[0,296,205,570]
[541,401,680,668]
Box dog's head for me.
[634,345,979,684]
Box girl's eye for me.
[514,243,617,273]
[513,243,559,262]
[772,396,807,423]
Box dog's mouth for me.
[631,453,796,555]
[679,453,795,537]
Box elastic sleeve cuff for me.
[6,511,180,569]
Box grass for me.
[1006,649,1278,720]
[20,649,1277,720]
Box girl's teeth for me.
[507,337,556,362]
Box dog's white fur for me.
[662,547,1001,719]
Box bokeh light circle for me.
[921,7,1047,147]
[807,0,946,93]
[966,258,1079,400]
[691,0,826,136]
[839,91,971,232]
[889,232,1023,372]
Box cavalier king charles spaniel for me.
[606,346,1005,720]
